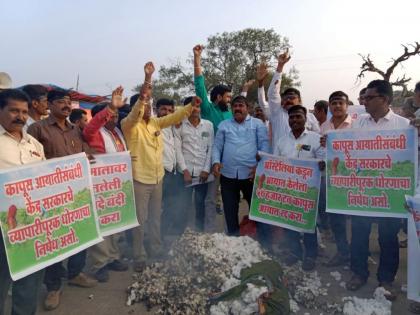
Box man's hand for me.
[277,48,291,72]
[256,63,268,86]
[319,161,326,171]
[109,86,126,112]
[144,61,155,76]
[192,96,202,107]
[212,163,222,177]
[320,135,327,148]
[242,79,255,93]
[183,169,192,184]
[249,166,257,181]
[193,45,204,58]
[199,171,209,183]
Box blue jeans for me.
[286,229,318,259]
[43,250,86,291]
[0,234,44,315]
[350,216,400,282]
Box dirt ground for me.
[4,200,411,315]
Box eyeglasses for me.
[364,95,383,102]
[282,95,298,100]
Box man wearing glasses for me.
[346,80,409,301]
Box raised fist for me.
[193,45,204,57]
[144,61,155,76]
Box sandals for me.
[346,274,367,291]
[409,302,420,314]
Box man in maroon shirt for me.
[83,86,128,282]
[28,90,97,311]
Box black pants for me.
[161,171,184,235]
[180,181,209,232]
[317,176,329,230]
[220,175,270,244]
[0,234,44,315]
[220,175,254,235]
[350,216,400,282]
[43,250,86,291]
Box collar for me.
[368,109,394,121]
[289,128,308,139]
[232,114,251,124]
[0,124,32,142]
[329,114,352,126]
[186,118,202,127]
[26,116,36,125]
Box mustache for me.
[62,106,71,111]
[234,110,242,114]
[12,119,25,125]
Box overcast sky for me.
[1,0,419,107]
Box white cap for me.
[0,72,12,89]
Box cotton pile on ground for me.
[283,263,395,315]
[342,287,392,315]
[126,229,269,315]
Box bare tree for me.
[357,42,420,92]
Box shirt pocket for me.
[245,127,257,142]
[72,137,84,153]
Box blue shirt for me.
[212,115,269,179]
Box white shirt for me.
[176,118,214,176]
[161,126,178,172]
[0,125,45,168]
[352,109,409,130]
[273,129,325,160]
[267,72,320,145]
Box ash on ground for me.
[126,229,269,314]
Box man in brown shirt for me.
[28,90,97,311]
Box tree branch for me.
[357,53,386,81]
[385,42,420,80]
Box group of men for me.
[0,42,419,315]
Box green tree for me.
[134,28,299,105]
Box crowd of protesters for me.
[0,44,420,315]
